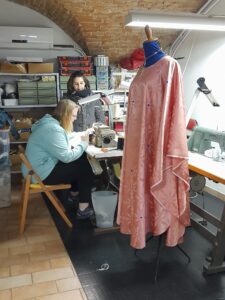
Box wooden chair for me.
[19,152,72,234]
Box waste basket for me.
[92,191,118,228]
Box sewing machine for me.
[188,126,225,157]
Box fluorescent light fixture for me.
[125,11,225,31]
[78,93,101,105]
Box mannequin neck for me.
[143,40,166,67]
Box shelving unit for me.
[0,72,60,175]
[0,72,60,105]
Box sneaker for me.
[76,206,94,220]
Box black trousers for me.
[43,154,94,204]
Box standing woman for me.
[21,99,94,219]
[67,70,105,132]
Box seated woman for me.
[21,99,94,219]
[67,70,105,132]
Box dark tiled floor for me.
[48,192,225,300]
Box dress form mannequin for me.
[117,27,190,250]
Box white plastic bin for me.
[0,129,10,166]
[92,191,118,228]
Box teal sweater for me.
[21,114,88,181]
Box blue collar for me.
[143,40,166,67]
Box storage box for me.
[0,63,27,74]
[10,153,21,171]
[38,96,57,105]
[10,119,32,142]
[28,63,54,74]
[37,81,56,89]
[18,89,38,97]
[60,69,93,76]
[18,81,37,89]
[58,56,92,62]
[18,97,38,105]
[14,119,32,129]
[3,99,18,106]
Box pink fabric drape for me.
[117,56,190,249]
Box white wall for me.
[0,0,85,67]
[172,1,225,131]
[172,0,225,193]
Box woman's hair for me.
[67,70,90,95]
[53,99,79,132]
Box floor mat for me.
[47,192,225,300]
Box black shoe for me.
[76,207,94,220]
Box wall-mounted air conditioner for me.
[0,26,53,49]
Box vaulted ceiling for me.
[8,0,207,63]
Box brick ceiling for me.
[8,0,207,64]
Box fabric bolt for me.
[117,56,190,249]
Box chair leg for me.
[19,180,26,218]
[45,190,73,228]
[19,179,30,234]
[50,191,66,212]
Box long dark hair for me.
[67,71,90,95]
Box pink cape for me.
[117,56,190,249]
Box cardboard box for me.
[0,63,27,74]
[28,63,54,74]
[10,153,21,171]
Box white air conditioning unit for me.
[0,26,53,49]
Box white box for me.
[3,98,18,106]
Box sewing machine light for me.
[186,77,220,126]
[78,93,101,105]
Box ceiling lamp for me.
[125,10,225,31]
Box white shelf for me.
[10,141,27,144]
[2,104,57,109]
[11,170,21,174]
[0,72,58,76]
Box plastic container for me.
[0,129,10,166]
[0,165,11,207]
[92,191,118,228]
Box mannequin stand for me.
[134,234,191,282]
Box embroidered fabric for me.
[117,56,190,249]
